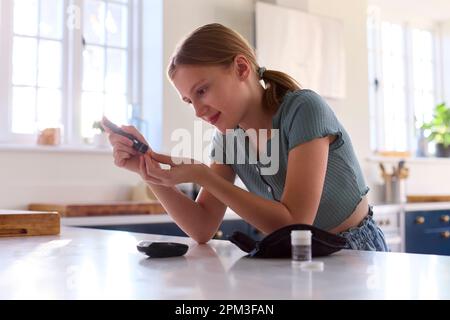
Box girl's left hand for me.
[139,151,208,187]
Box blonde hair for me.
[167,23,300,111]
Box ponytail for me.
[259,68,301,111]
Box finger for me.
[114,155,126,167]
[101,116,112,134]
[140,156,163,183]
[113,149,131,166]
[109,134,134,149]
[116,150,131,160]
[144,154,171,179]
[119,125,150,148]
[114,144,138,156]
[150,151,177,166]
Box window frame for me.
[368,9,444,155]
[0,0,140,147]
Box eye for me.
[196,86,208,97]
[183,98,192,105]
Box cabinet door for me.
[406,210,450,255]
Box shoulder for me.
[283,89,332,112]
[275,90,342,150]
[277,89,337,129]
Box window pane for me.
[12,87,36,134]
[36,88,62,129]
[106,49,127,94]
[106,3,128,48]
[411,28,435,133]
[84,0,106,45]
[414,91,434,127]
[14,0,38,36]
[40,0,63,39]
[380,22,408,151]
[381,22,404,57]
[83,45,105,92]
[12,37,37,86]
[105,94,128,125]
[38,40,62,88]
[412,29,432,61]
[413,61,433,92]
[383,87,407,151]
[81,92,104,137]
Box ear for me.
[233,55,251,81]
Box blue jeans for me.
[337,206,389,252]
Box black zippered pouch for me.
[228,224,347,258]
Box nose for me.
[193,103,209,118]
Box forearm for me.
[146,183,218,243]
[198,170,294,234]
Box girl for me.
[104,23,388,251]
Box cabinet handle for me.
[415,216,425,224]
[384,219,390,226]
[215,230,224,239]
[441,231,450,239]
[441,215,450,223]
[378,220,384,226]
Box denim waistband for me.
[337,206,389,252]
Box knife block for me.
[0,210,60,237]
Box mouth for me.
[206,112,221,125]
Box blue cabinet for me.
[83,219,253,240]
[405,210,450,255]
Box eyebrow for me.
[182,79,206,102]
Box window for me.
[81,0,130,138]
[367,7,440,155]
[0,0,139,145]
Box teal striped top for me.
[210,89,369,230]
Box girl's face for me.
[171,63,249,134]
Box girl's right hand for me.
[101,118,152,174]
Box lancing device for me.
[102,117,149,154]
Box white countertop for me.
[1,226,449,299]
[403,202,450,212]
[374,202,450,213]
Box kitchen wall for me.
[0,148,140,209]
[1,0,450,209]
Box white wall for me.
[0,149,140,209]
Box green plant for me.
[421,102,450,147]
[92,121,105,133]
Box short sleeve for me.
[284,90,343,151]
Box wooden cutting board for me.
[0,210,60,237]
[28,201,166,217]
[407,195,450,203]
